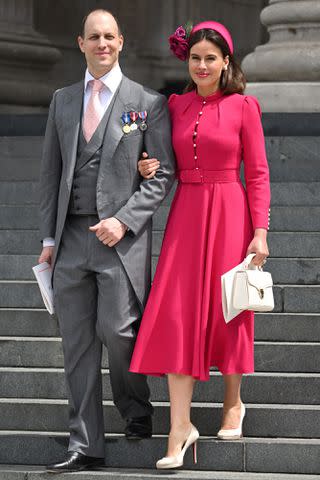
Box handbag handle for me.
[243,253,260,270]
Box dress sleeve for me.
[241,95,271,231]
[168,94,177,116]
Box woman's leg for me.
[221,374,243,429]
[166,373,196,456]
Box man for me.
[38,9,175,473]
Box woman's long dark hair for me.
[185,28,246,95]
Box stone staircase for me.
[0,126,320,478]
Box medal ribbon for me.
[121,112,130,124]
[130,111,138,123]
[139,111,147,121]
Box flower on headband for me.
[168,21,193,61]
[175,26,187,38]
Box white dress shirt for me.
[43,65,123,248]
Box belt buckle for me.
[195,167,204,183]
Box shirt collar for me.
[84,64,123,93]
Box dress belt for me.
[177,168,240,184]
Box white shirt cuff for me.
[43,237,55,248]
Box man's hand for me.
[138,152,160,179]
[38,246,54,265]
[89,217,128,247]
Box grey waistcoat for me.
[69,89,120,215]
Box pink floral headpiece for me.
[168,21,193,61]
[168,20,234,61]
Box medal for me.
[130,111,138,131]
[121,112,131,134]
[139,110,148,131]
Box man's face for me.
[78,11,124,78]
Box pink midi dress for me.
[130,89,270,381]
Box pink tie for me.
[83,79,104,142]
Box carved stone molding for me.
[0,0,61,112]
[242,0,320,111]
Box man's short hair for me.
[80,9,122,37]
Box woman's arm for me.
[241,96,271,266]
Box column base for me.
[245,82,320,112]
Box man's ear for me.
[119,35,124,52]
[78,36,85,53]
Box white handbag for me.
[221,253,274,323]
[233,256,274,312]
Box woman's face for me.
[188,39,229,95]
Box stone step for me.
[0,182,39,205]
[1,368,319,404]
[164,182,320,207]
[0,135,319,182]
[0,137,43,181]
[153,257,320,285]
[0,309,60,337]
[0,281,314,312]
[0,255,38,280]
[153,206,320,232]
[270,182,320,206]
[0,206,39,229]
[0,400,319,439]
[269,207,320,232]
[0,337,318,372]
[1,231,320,259]
[1,310,319,343]
[2,281,320,314]
[156,182,320,207]
[152,232,320,259]
[266,136,320,182]
[255,313,320,342]
[266,232,320,258]
[0,281,43,308]
[0,434,319,474]
[253,258,320,285]
[1,467,319,480]
[2,255,320,285]
[2,181,320,207]
[1,205,320,232]
[0,230,39,255]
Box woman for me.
[130,21,270,469]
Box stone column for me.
[242,0,320,112]
[0,0,61,112]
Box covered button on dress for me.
[130,89,270,381]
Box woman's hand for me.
[138,152,160,179]
[246,228,269,267]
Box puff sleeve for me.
[241,96,271,230]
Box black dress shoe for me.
[46,451,104,473]
[125,415,152,439]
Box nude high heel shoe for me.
[217,402,246,440]
[156,424,199,469]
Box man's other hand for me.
[89,217,128,247]
[38,246,54,265]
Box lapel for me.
[60,81,83,189]
[100,76,138,170]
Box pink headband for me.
[191,21,234,54]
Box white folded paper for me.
[32,262,55,315]
[221,253,256,323]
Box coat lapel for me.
[100,77,137,168]
[60,81,83,189]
